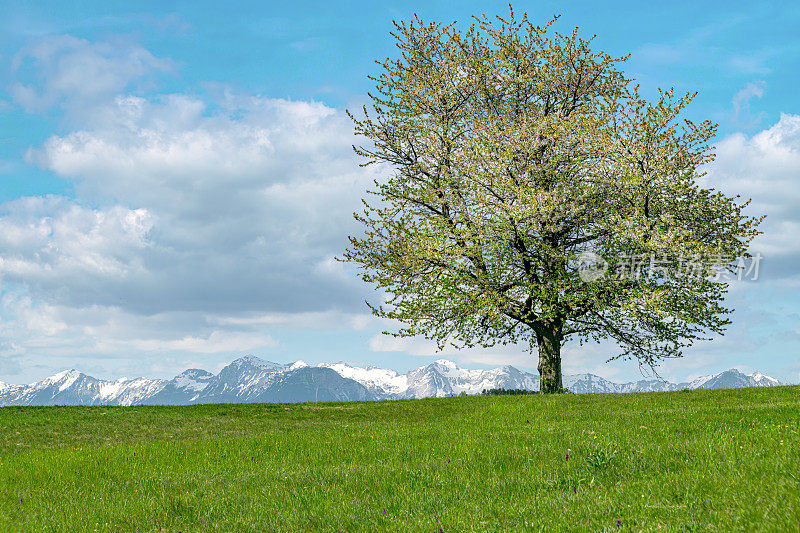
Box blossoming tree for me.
[342,10,763,392]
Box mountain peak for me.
[50,368,81,379]
[229,355,282,370]
[750,371,780,385]
[177,368,214,378]
[43,369,84,386]
[724,368,746,375]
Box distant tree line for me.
[480,388,538,396]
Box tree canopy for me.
[342,9,763,392]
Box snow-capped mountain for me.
[751,371,781,386]
[681,368,781,390]
[318,362,409,396]
[144,357,375,405]
[401,359,540,398]
[565,374,679,394]
[0,369,168,406]
[0,356,785,407]
[140,369,214,405]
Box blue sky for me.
[1,0,799,384]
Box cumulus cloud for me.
[0,196,152,283]
[14,91,377,316]
[702,113,800,278]
[0,36,383,378]
[0,90,378,375]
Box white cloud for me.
[0,196,152,285]
[1,37,382,377]
[702,113,800,269]
[10,90,378,316]
[128,329,278,354]
[732,80,766,128]
[0,89,379,374]
[9,35,174,115]
[0,286,287,383]
[215,310,372,331]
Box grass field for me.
[1,386,798,532]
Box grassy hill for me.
[1,386,798,531]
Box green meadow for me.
[1,386,798,532]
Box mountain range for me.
[0,356,784,407]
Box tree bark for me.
[536,325,563,393]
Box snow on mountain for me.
[685,373,717,390]
[618,378,679,393]
[0,356,786,407]
[403,362,456,398]
[314,360,782,398]
[142,369,215,405]
[318,362,408,396]
[98,377,168,405]
[289,360,309,371]
[173,369,215,392]
[145,357,376,405]
[565,374,622,394]
[680,368,777,390]
[0,370,167,406]
[319,359,540,399]
[191,356,295,403]
[398,360,540,398]
[564,374,680,394]
[750,371,781,386]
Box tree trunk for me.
[536,325,563,393]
